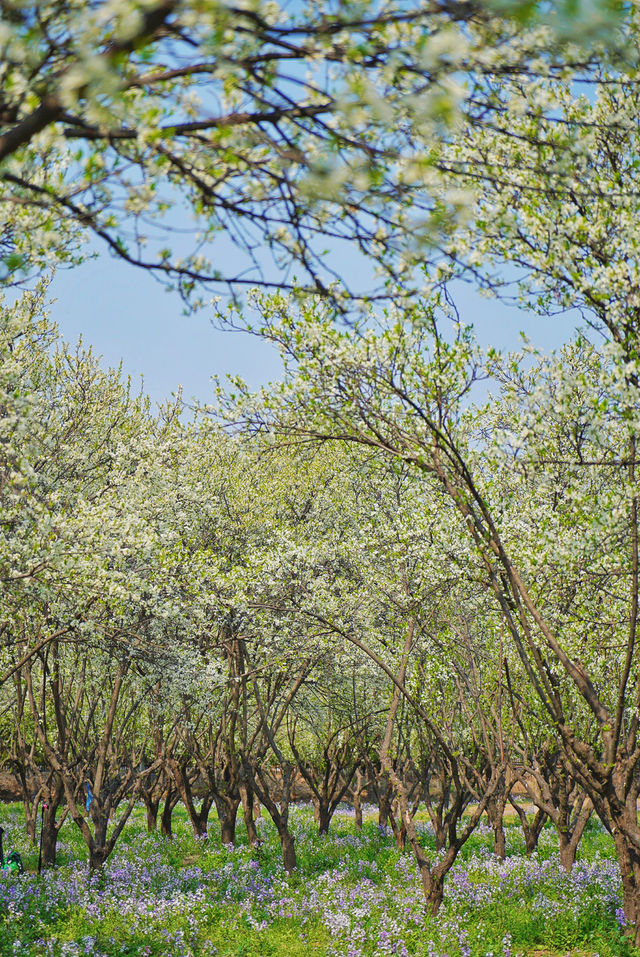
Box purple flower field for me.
[0,806,631,957]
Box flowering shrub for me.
[0,805,632,956]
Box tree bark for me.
[317,801,332,835]
[244,761,298,873]
[510,800,547,856]
[613,828,640,947]
[40,818,59,867]
[169,760,212,838]
[240,782,259,846]
[214,793,240,846]
[376,773,399,833]
[280,827,297,873]
[161,787,179,837]
[39,783,67,868]
[354,791,363,829]
[144,797,160,832]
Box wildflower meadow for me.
[0,803,632,957]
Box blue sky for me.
[46,250,283,408]
[45,244,581,409]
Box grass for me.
[0,802,634,957]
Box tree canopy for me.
[0,0,628,305]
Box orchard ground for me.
[0,803,633,957]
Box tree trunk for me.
[434,824,447,853]
[317,802,332,835]
[39,795,66,868]
[312,794,333,834]
[378,787,392,828]
[353,791,363,829]
[486,787,508,860]
[244,760,297,873]
[613,829,640,946]
[145,798,159,832]
[24,800,38,845]
[524,824,541,855]
[279,826,297,873]
[240,783,259,846]
[558,833,578,872]
[515,805,547,856]
[169,760,212,838]
[87,812,110,871]
[397,821,407,850]
[493,821,506,859]
[161,787,178,837]
[40,813,59,867]
[215,794,240,846]
[193,801,212,839]
[554,796,592,872]
[425,873,444,915]
[220,814,236,845]
[89,844,110,871]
